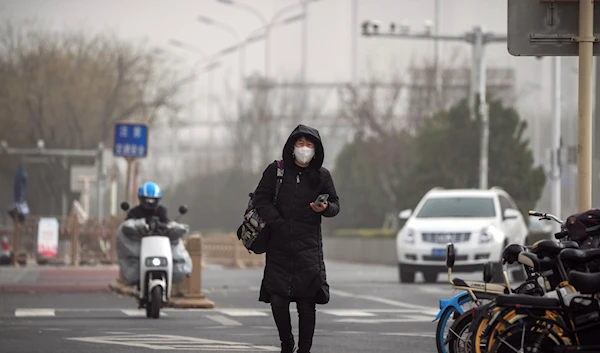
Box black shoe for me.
[281,336,295,353]
[280,344,296,353]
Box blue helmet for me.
[138,182,162,210]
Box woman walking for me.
[253,124,340,353]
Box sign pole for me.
[125,157,134,206]
[11,218,20,267]
[577,0,594,212]
[132,160,140,205]
[96,143,104,219]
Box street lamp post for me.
[362,22,507,190]
[217,0,318,80]
[197,16,246,113]
[217,0,269,75]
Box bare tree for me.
[0,21,185,215]
[216,73,324,174]
[336,73,409,207]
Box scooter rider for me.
[126,182,170,224]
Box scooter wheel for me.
[148,287,162,319]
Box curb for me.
[108,280,136,297]
[108,281,215,308]
[0,284,111,294]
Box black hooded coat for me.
[253,125,340,304]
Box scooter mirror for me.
[446,243,455,268]
[120,202,130,211]
[178,205,188,215]
[483,262,494,284]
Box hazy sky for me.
[1,0,548,93]
[1,0,573,168]
[5,0,589,215]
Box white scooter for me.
[120,202,188,319]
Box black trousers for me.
[270,294,316,353]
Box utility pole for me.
[552,57,562,229]
[434,0,442,100]
[361,23,507,189]
[577,0,594,212]
[594,56,600,208]
[351,0,359,85]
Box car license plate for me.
[431,248,454,257]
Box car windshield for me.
[416,197,496,218]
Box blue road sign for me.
[113,123,148,158]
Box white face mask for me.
[294,146,315,164]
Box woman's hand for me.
[310,201,328,213]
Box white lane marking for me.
[206,315,243,326]
[381,332,436,338]
[15,309,55,317]
[329,289,355,297]
[335,314,436,324]
[121,309,167,317]
[219,309,268,317]
[354,294,437,311]
[321,310,375,317]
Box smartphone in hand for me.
[315,194,329,206]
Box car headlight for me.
[403,228,415,244]
[480,225,502,244]
[145,256,167,267]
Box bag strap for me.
[273,160,284,205]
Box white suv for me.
[396,187,528,283]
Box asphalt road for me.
[0,261,483,353]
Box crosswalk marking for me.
[219,309,268,317]
[10,307,437,325]
[121,309,168,317]
[321,309,376,317]
[12,308,437,315]
[206,315,243,326]
[15,309,55,317]
[67,334,280,351]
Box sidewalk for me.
[0,265,119,293]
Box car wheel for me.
[491,262,505,283]
[423,270,438,283]
[399,264,415,283]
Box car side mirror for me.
[483,262,494,283]
[399,209,412,220]
[446,243,455,268]
[503,208,519,220]
[120,202,130,211]
[179,205,188,215]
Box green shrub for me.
[331,228,398,238]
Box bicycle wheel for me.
[470,305,518,353]
[436,293,482,353]
[448,310,473,353]
[489,317,566,353]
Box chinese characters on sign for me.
[113,123,148,158]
